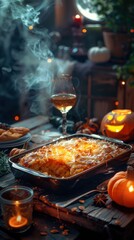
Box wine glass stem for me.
[62,113,67,135]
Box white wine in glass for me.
[51,74,77,135]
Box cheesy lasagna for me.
[18,137,126,178]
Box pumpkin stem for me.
[127,165,134,180]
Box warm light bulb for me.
[47,58,53,63]
[115,101,119,106]
[29,25,34,30]
[82,28,87,33]
[14,115,20,121]
[121,81,125,85]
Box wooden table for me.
[0,115,134,240]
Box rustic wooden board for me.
[34,191,134,239]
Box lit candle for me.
[0,185,33,233]
[73,14,82,25]
[9,215,28,228]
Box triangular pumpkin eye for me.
[116,115,126,121]
[107,115,113,121]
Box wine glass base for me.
[58,121,75,134]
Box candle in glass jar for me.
[0,185,33,233]
[9,215,28,228]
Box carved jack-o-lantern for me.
[101,109,134,141]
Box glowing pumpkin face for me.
[101,109,134,141]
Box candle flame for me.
[15,201,19,206]
[16,215,22,223]
[9,215,28,228]
[75,14,81,19]
[129,185,134,192]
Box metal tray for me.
[9,134,132,194]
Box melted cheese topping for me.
[18,137,126,178]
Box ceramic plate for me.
[0,133,32,148]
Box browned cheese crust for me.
[18,137,126,178]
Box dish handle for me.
[10,162,50,178]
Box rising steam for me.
[0,0,59,118]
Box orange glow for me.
[115,101,119,106]
[106,125,124,132]
[82,28,87,33]
[9,215,28,228]
[28,25,34,30]
[107,115,113,121]
[116,115,126,121]
[14,115,20,121]
[112,109,132,115]
[121,80,126,85]
[15,201,19,207]
[130,29,134,33]
[129,185,134,192]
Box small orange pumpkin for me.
[108,166,134,208]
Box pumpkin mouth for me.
[106,125,124,132]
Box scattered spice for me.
[78,205,85,211]
[50,229,59,234]
[79,199,85,204]
[62,229,69,236]
[93,193,108,207]
[40,231,48,236]
[71,207,78,212]
[59,225,65,230]
[106,204,112,209]
[114,219,121,225]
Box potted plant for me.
[88,0,134,58]
[114,43,134,87]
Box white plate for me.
[0,133,32,148]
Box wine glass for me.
[51,74,77,135]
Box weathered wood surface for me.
[34,189,134,237]
[33,153,134,239]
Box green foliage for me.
[90,0,134,33]
[114,44,134,86]
[89,0,134,85]
[0,151,11,177]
